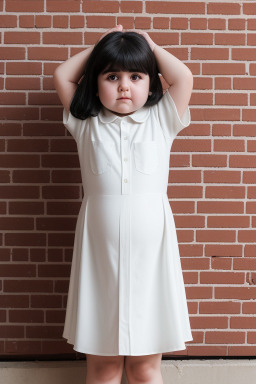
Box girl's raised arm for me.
[53,46,94,114]
[134,31,193,120]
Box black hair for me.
[70,31,163,120]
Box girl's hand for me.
[98,24,123,43]
[126,29,157,52]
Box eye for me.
[107,74,118,81]
[131,74,141,81]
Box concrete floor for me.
[0,359,256,383]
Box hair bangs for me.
[98,40,152,76]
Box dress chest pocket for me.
[133,140,159,174]
[89,139,114,175]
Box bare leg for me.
[124,353,163,384]
[85,354,125,384]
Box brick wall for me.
[0,0,256,359]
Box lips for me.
[117,97,131,100]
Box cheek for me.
[98,84,113,100]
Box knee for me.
[125,361,156,383]
[89,360,123,382]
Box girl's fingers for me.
[125,29,156,51]
[98,24,123,42]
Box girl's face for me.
[97,70,150,116]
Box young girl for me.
[53,25,193,384]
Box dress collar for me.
[98,106,150,124]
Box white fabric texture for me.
[62,90,193,356]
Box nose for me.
[118,77,129,92]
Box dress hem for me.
[63,336,194,356]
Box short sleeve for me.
[63,108,85,142]
[155,90,191,140]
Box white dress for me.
[62,90,193,356]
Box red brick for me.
[203,63,245,75]
[46,310,65,323]
[0,326,24,338]
[146,1,205,14]
[242,108,256,121]
[192,154,227,167]
[153,17,170,30]
[0,47,25,60]
[42,186,80,199]
[134,17,151,29]
[214,138,245,151]
[0,186,39,199]
[0,15,17,27]
[53,16,69,29]
[216,33,245,46]
[243,2,256,15]
[36,218,76,231]
[41,154,79,168]
[232,48,256,61]
[38,264,70,278]
[5,32,40,45]
[233,124,256,137]
[205,186,245,199]
[207,2,240,15]
[192,107,240,122]
[48,233,75,247]
[208,18,226,30]
[243,302,256,314]
[214,77,232,90]
[181,33,213,45]
[12,248,29,262]
[35,15,51,28]
[47,202,80,215]
[0,218,34,230]
[193,77,213,90]
[171,17,188,30]
[4,280,53,293]
[244,172,256,185]
[230,155,256,168]
[12,170,49,184]
[28,47,68,61]
[169,170,201,183]
[0,295,29,308]
[83,0,119,12]
[121,1,142,13]
[7,139,48,152]
[234,258,256,270]
[70,16,85,29]
[191,47,229,60]
[238,229,256,242]
[206,331,245,344]
[197,201,244,213]
[5,233,46,246]
[5,340,42,354]
[86,15,115,28]
[216,286,256,300]
[6,77,40,90]
[168,185,203,198]
[47,0,80,12]
[0,264,36,277]
[19,15,35,28]
[9,310,44,323]
[228,18,246,30]
[6,62,42,75]
[9,202,44,215]
[190,18,207,30]
[231,317,256,329]
[43,32,83,45]
[6,0,44,12]
[207,216,249,229]
[200,301,240,314]
[23,122,65,137]
[248,19,256,31]
[196,230,236,243]
[203,171,241,184]
[215,92,248,105]
[50,139,77,152]
[31,295,62,308]
[117,17,134,29]
[0,154,40,168]
[0,92,25,105]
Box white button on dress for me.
[62,90,193,356]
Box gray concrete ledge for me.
[0,359,256,384]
